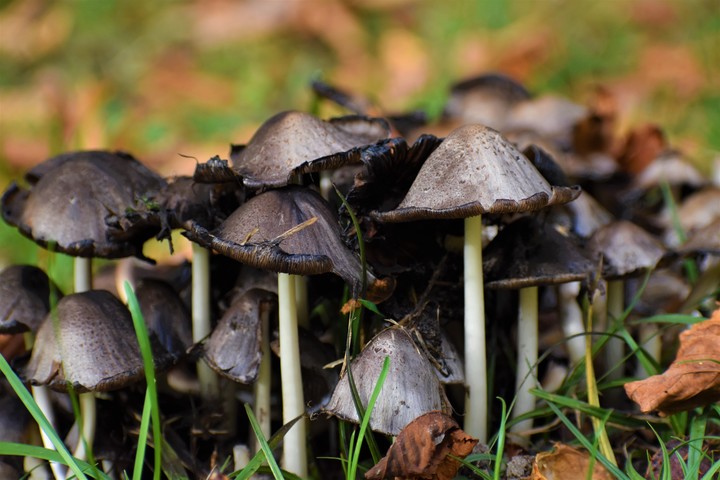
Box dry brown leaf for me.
[364,411,478,480]
[624,307,720,416]
[616,124,667,175]
[529,443,613,480]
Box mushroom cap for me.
[202,288,276,384]
[184,186,394,299]
[227,110,389,189]
[679,219,720,256]
[23,290,167,393]
[632,150,706,191]
[324,327,450,436]
[372,125,580,222]
[664,187,720,247]
[589,220,668,279]
[2,150,166,259]
[484,216,595,289]
[0,265,60,334]
[135,278,192,360]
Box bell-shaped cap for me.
[372,125,580,222]
[632,150,706,191]
[184,186,394,300]
[202,288,276,384]
[1,150,166,259]
[589,220,669,279]
[135,278,192,360]
[195,111,389,189]
[484,216,594,289]
[23,290,169,392]
[0,265,61,334]
[664,188,720,247]
[324,327,450,436]
[679,219,720,256]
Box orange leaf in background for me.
[529,443,612,480]
[365,411,478,480]
[616,123,667,175]
[624,307,720,416]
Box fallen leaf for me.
[364,411,478,480]
[615,123,667,175]
[529,443,613,480]
[624,307,720,416]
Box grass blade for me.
[231,414,303,480]
[132,389,153,480]
[493,397,507,480]
[244,403,285,480]
[0,443,109,479]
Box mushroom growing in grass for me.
[483,215,594,434]
[372,124,580,441]
[184,185,394,476]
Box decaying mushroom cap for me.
[589,220,669,280]
[0,265,60,334]
[324,327,451,436]
[372,125,580,222]
[135,278,192,360]
[195,111,390,189]
[484,216,594,289]
[679,219,720,256]
[24,290,169,393]
[1,150,166,259]
[184,186,394,300]
[203,288,276,384]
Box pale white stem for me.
[511,286,538,434]
[233,445,251,473]
[70,392,96,465]
[278,273,307,477]
[294,275,309,329]
[31,385,65,479]
[74,257,92,293]
[605,280,625,381]
[560,282,585,366]
[253,304,272,445]
[320,171,333,201]
[192,244,218,398]
[463,215,487,443]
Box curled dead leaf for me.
[365,411,477,480]
[624,307,720,416]
[529,443,612,480]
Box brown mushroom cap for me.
[484,216,595,289]
[372,125,580,222]
[0,265,60,334]
[135,278,192,360]
[23,290,168,393]
[1,150,166,259]
[589,220,669,279]
[324,327,450,436]
[184,186,394,299]
[200,110,390,189]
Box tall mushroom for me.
[372,124,580,441]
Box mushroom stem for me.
[71,392,97,465]
[278,273,307,476]
[605,280,625,381]
[192,243,219,397]
[252,302,272,445]
[559,281,585,365]
[511,286,538,433]
[74,257,92,293]
[463,215,487,443]
[294,275,309,329]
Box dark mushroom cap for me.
[589,220,669,279]
[0,265,60,334]
[23,290,169,393]
[135,278,192,360]
[225,110,389,189]
[324,327,450,436]
[372,124,580,222]
[202,288,276,384]
[483,216,595,289]
[184,186,394,300]
[1,150,166,259]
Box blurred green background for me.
[1,0,718,274]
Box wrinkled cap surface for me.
[589,220,668,279]
[228,110,389,189]
[0,265,60,334]
[184,186,394,300]
[372,125,580,222]
[23,290,169,392]
[324,327,450,436]
[484,216,594,289]
[1,150,166,259]
[203,288,276,384]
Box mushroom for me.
[372,124,580,441]
[483,215,594,433]
[0,265,59,335]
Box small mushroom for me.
[135,278,193,360]
[0,265,60,334]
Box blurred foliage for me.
[0,0,718,268]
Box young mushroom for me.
[372,124,580,441]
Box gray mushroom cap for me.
[23,290,168,393]
[135,278,193,360]
[1,150,166,259]
[0,265,60,334]
[589,220,669,279]
[197,110,389,189]
[324,327,450,436]
[372,124,580,222]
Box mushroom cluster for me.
[1,74,717,478]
